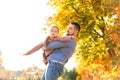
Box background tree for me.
[46,0,120,79]
[59,68,79,80]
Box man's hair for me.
[70,22,80,32]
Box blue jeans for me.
[41,62,64,80]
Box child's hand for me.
[23,54,27,56]
[20,53,28,56]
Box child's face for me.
[49,27,59,38]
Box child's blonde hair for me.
[49,26,59,32]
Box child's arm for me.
[23,42,44,55]
[23,36,50,56]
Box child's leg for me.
[44,50,54,57]
[42,53,48,65]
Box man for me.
[41,22,80,80]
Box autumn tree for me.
[46,0,120,79]
[59,68,78,80]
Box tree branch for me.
[72,5,80,15]
[93,29,103,37]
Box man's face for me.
[67,24,77,36]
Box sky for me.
[0,0,76,71]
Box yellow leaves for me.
[115,4,120,19]
[109,33,120,47]
[110,33,119,41]
[47,0,120,79]
[101,69,118,79]
[87,20,95,27]
[76,58,120,80]
[47,0,83,27]
[75,51,120,79]
[100,43,106,51]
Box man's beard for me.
[66,31,74,36]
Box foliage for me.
[47,0,120,79]
[59,68,79,80]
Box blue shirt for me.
[45,40,76,64]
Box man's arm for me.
[57,36,78,41]
[44,41,71,50]
[50,36,78,42]
[43,36,74,57]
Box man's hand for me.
[71,36,79,40]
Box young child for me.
[23,26,78,64]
